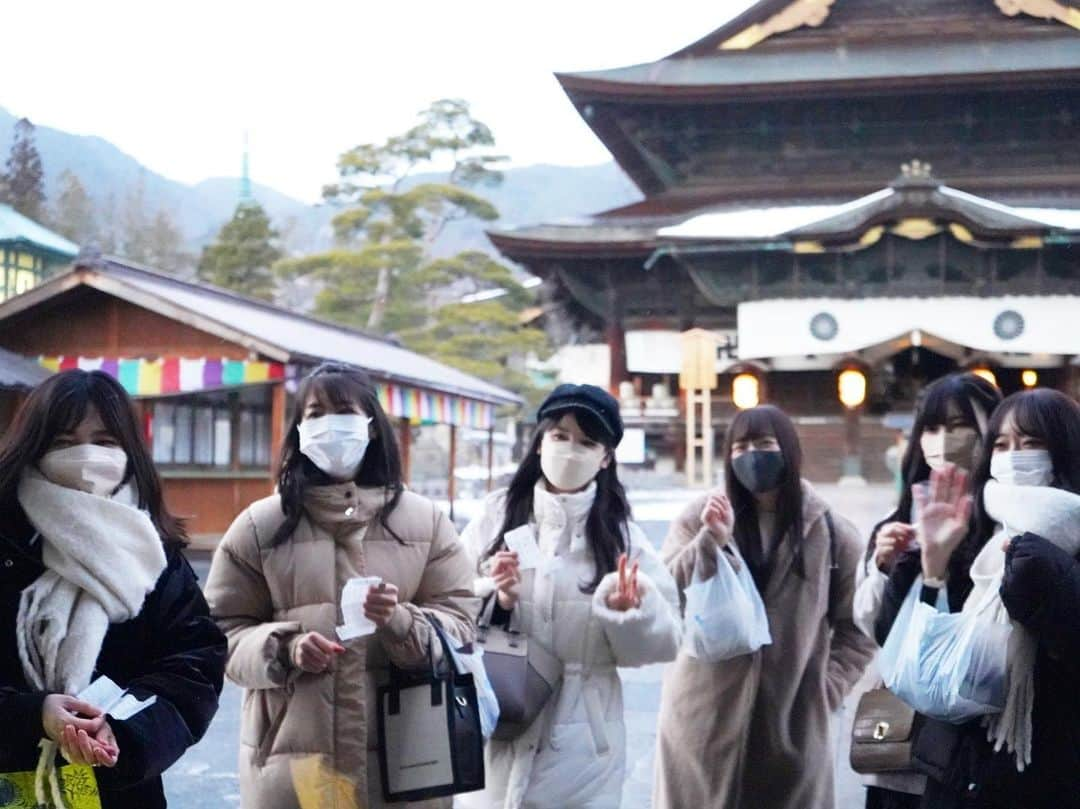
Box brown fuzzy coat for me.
[653,482,875,809]
[205,484,477,809]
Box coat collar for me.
[763,480,829,602]
[303,483,389,533]
[532,480,596,554]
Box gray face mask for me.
[732,450,786,493]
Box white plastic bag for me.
[447,641,500,738]
[683,542,771,662]
[881,577,1011,723]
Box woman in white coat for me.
[460,384,681,809]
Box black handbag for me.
[376,614,484,802]
[476,594,563,741]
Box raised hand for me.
[491,551,521,610]
[292,631,346,673]
[364,582,401,628]
[700,491,735,545]
[873,522,916,572]
[605,553,642,612]
[918,465,974,581]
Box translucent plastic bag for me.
[448,641,501,738]
[881,577,1011,723]
[683,542,771,662]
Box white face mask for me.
[298,413,372,480]
[539,432,607,492]
[39,444,129,497]
[990,449,1053,487]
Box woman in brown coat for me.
[654,405,875,809]
[205,364,477,809]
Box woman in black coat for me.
[875,389,1080,809]
[0,370,226,809]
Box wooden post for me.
[448,424,457,523]
[486,428,495,492]
[270,382,287,478]
[398,418,412,486]
[680,329,720,488]
[606,270,629,395]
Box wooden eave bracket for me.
[719,0,836,50]
[994,0,1080,30]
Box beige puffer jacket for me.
[205,483,478,809]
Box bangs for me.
[998,391,1052,443]
[305,371,374,413]
[546,407,615,446]
[729,406,778,443]
[919,379,958,428]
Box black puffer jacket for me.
[875,534,1080,809]
[0,508,227,809]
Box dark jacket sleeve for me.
[873,548,923,646]
[1001,532,1080,660]
[0,688,48,763]
[97,551,227,791]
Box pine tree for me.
[198,201,282,300]
[2,118,47,221]
[51,170,97,245]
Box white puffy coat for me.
[458,482,681,809]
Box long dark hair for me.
[724,405,804,589]
[0,370,187,548]
[868,372,1001,561]
[484,410,631,594]
[272,363,404,546]
[962,388,1080,571]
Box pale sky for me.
[1,1,756,203]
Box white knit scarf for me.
[969,480,1080,770]
[16,470,166,807]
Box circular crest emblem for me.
[810,312,839,341]
[993,310,1024,341]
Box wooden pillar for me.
[270,381,287,476]
[447,424,457,522]
[606,269,628,395]
[398,418,412,486]
[486,428,495,492]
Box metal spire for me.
[239,131,254,205]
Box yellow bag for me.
[0,765,102,808]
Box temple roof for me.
[489,169,1080,261]
[557,35,1080,102]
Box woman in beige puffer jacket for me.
[205,364,477,809]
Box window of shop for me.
[150,386,272,469]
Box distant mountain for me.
[0,106,641,261]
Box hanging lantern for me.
[1021,369,1038,388]
[838,368,867,410]
[732,373,760,410]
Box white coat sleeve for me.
[459,491,506,600]
[853,555,888,641]
[591,524,683,667]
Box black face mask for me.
[732,450,786,493]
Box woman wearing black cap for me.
[459,384,682,809]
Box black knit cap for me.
[536,383,623,446]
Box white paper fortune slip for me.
[337,575,383,641]
[76,675,157,721]
[503,524,542,571]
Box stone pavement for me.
[168,483,896,809]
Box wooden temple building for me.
[490,0,1080,482]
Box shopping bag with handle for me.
[683,542,771,662]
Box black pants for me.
[867,785,922,809]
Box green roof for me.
[0,204,79,258]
